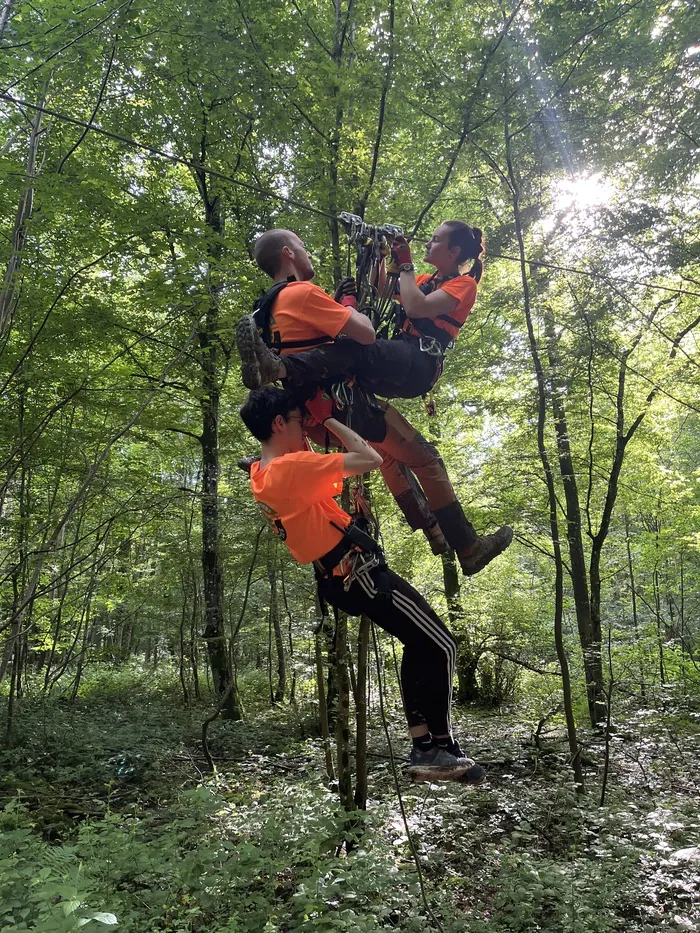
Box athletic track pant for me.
[317,563,457,736]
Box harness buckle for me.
[343,550,381,592]
[418,335,444,357]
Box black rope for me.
[371,621,445,933]
[0,93,338,222]
[1,93,698,302]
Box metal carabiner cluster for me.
[339,211,404,333]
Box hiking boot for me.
[237,455,261,474]
[424,523,448,555]
[236,316,281,389]
[457,525,513,576]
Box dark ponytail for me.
[443,221,485,282]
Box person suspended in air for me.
[240,384,486,783]
[235,226,512,576]
[237,222,483,401]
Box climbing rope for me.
[338,211,404,336]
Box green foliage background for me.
[1,0,699,929]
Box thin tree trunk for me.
[179,592,190,705]
[335,609,353,809]
[267,545,286,703]
[505,117,584,792]
[280,562,296,704]
[545,311,605,725]
[354,614,370,810]
[0,0,15,39]
[315,595,335,784]
[624,514,646,699]
[0,85,45,340]
[196,166,238,719]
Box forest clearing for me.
[1,0,699,929]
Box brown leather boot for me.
[458,526,513,576]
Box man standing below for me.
[237,228,512,576]
[239,385,485,782]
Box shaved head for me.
[254,229,297,277]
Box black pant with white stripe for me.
[317,563,457,736]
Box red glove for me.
[386,236,412,273]
[305,387,334,425]
[334,276,357,308]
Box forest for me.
[1,0,699,929]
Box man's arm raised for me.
[326,418,383,476]
[305,388,381,475]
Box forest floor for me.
[1,666,699,932]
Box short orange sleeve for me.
[271,283,352,354]
[438,275,477,311]
[296,287,352,339]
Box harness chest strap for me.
[402,272,468,350]
[252,279,331,352]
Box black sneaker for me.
[456,762,486,785]
[406,744,482,783]
[458,526,513,576]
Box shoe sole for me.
[462,526,514,576]
[406,763,485,784]
[236,317,263,389]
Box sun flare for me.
[552,173,614,215]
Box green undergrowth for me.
[1,667,699,931]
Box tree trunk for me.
[0,0,15,39]
[315,596,335,784]
[545,312,605,725]
[354,614,370,810]
[267,545,287,703]
[0,84,45,340]
[624,514,646,699]
[195,154,239,719]
[335,608,353,810]
[504,118,583,792]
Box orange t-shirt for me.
[269,281,352,355]
[401,273,477,342]
[250,451,351,564]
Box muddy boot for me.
[406,743,485,784]
[423,522,448,555]
[236,316,282,389]
[457,526,513,576]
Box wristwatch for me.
[399,263,415,273]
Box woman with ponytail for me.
[384,220,485,396]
